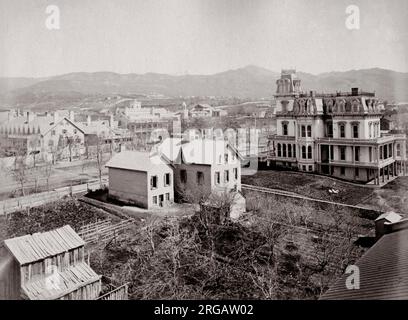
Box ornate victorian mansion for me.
[267,70,407,185]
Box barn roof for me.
[4,225,85,265]
[22,262,101,300]
[321,227,408,300]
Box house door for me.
[159,194,164,207]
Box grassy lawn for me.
[242,170,374,206]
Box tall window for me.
[302,146,306,159]
[293,144,296,158]
[301,125,306,137]
[330,145,334,160]
[233,167,238,180]
[164,173,171,186]
[180,170,187,183]
[215,171,220,184]
[355,168,359,177]
[354,146,360,162]
[340,146,346,160]
[224,153,229,163]
[307,146,312,159]
[388,144,392,158]
[380,146,383,160]
[352,123,359,138]
[307,125,312,137]
[340,167,345,175]
[283,123,288,136]
[150,176,158,189]
[283,144,287,157]
[397,144,401,157]
[277,143,281,157]
[369,147,372,162]
[197,171,204,185]
[327,123,333,138]
[224,170,229,183]
[288,144,292,158]
[369,122,372,138]
[339,123,345,138]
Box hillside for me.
[1,66,407,105]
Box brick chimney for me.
[375,211,402,239]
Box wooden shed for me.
[0,225,102,300]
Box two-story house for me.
[106,150,174,209]
[158,138,242,198]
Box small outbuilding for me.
[0,225,102,300]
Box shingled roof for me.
[4,225,85,265]
[321,226,408,300]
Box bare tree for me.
[43,160,53,192]
[28,135,41,167]
[11,150,29,196]
[94,137,107,188]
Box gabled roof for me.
[0,115,85,137]
[4,225,85,265]
[321,227,408,300]
[375,211,402,223]
[105,150,172,172]
[158,137,243,165]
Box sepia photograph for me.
[0,0,408,312]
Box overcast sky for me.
[0,0,407,78]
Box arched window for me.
[307,125,312,137]
[288,144,292,158]
[283,144,287,157]
[282,123,288,136]
[308,146,312,159]
[277,143,281,157]
[301,125,306,137]
[302,146,306,159]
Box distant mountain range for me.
[1,66,407,105]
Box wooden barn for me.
[0,225,102,300]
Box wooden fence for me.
[0,180,106,215]
[97,283,129,300]
[77,218,135,244]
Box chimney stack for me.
[375,211,402,240]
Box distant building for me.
[266,70,407,184]
[106,150,174,209]
[0,110,85,161]
[115,100,181,148]
[0,225,101,300]
[189,104,228,118]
